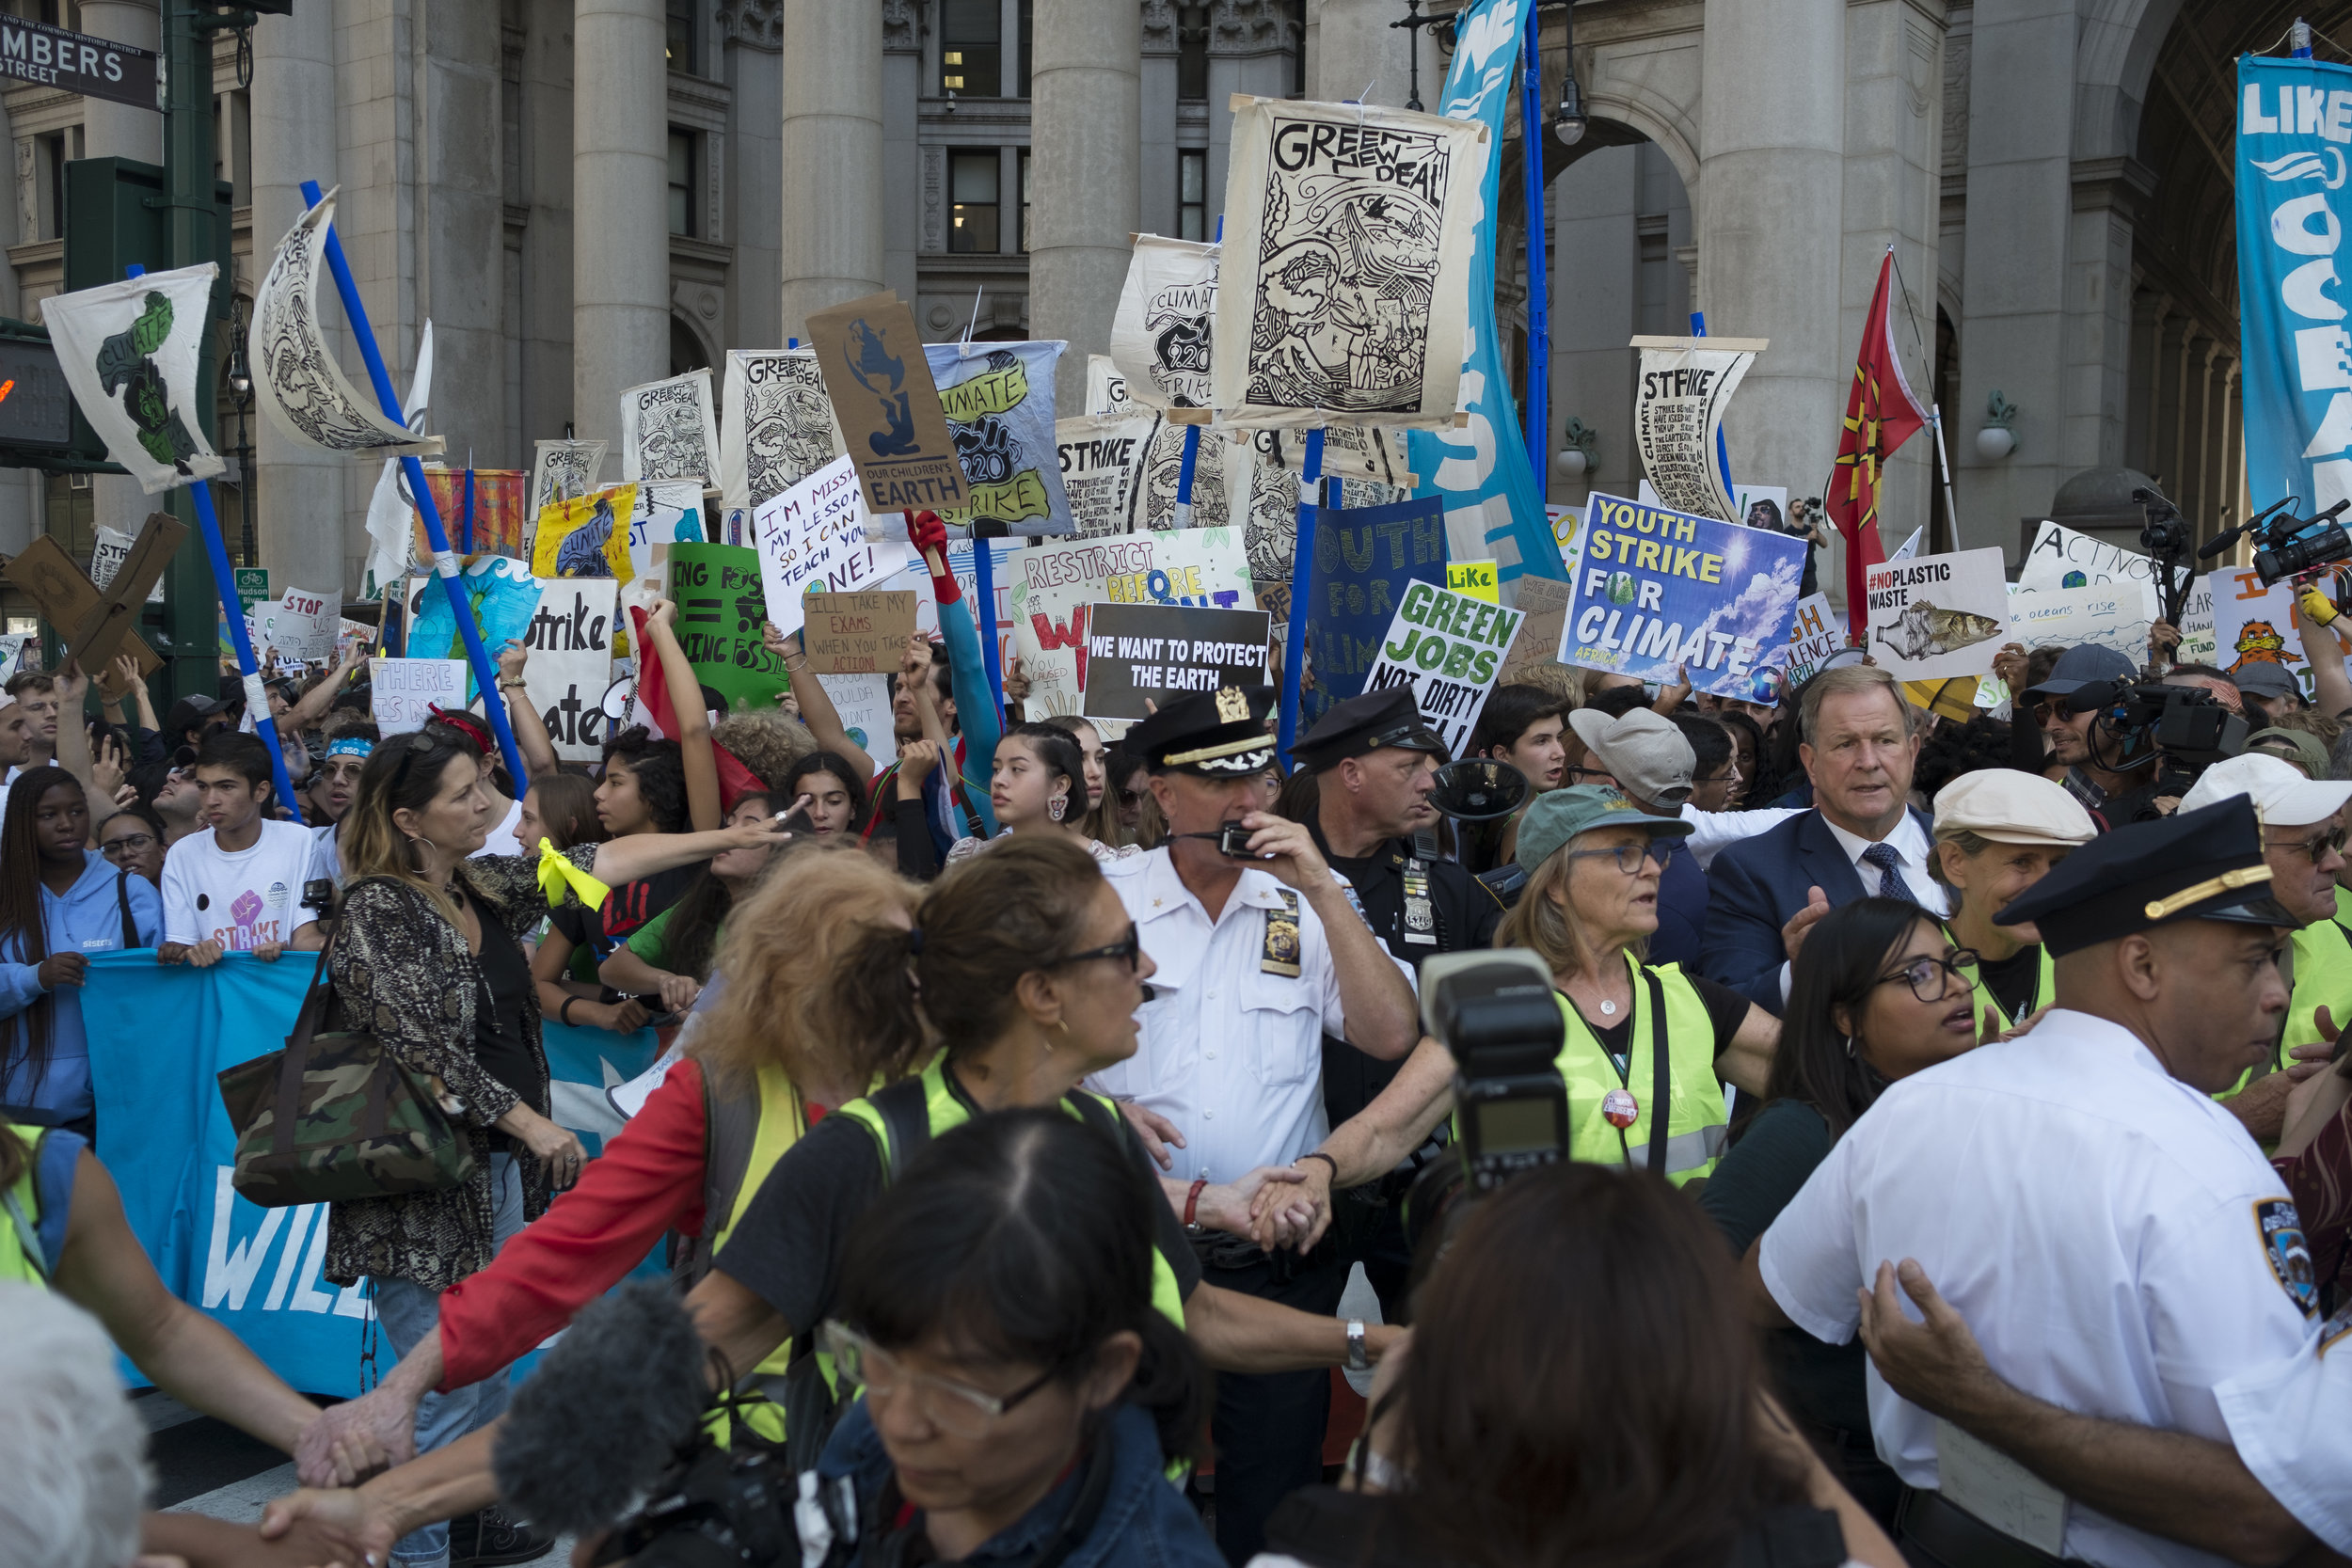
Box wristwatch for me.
[1343,1318,1369,1372]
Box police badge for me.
[1262,889,1302,976]
[2256,1198,2317,1317]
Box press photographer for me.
[2056,673,2248,824]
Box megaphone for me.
[1427,758,1529,821]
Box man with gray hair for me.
[0,1283,148,1568]
[1700,664,1944,1012]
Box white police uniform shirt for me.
[2216,1302,2352,1553]
[1761,1010,2318,1568]
[1088,846,1353,1185]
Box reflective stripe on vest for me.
[1949,927,2055,1034]
[1550,957,1728,1186]
[1,1121,50,1288]
[839,1059,1189,1331]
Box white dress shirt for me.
[1820,809,1948,915]
[2217,1304,2352,1553]
[1087,847,1352,1184]
[1677,802,1804,870]
[1760,1010,2319,1568]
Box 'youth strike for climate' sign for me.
[0,16,157,108]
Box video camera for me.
[2066,677,2246,781]
[2132,485,2195,626]
[2198,494,2352,588]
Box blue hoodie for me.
[0,850,162,1124]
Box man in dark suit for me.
[1701,664,1946,1011]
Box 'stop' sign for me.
[0,16,159,111]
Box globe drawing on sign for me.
[1606,572,1637,606]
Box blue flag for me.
[2238,53,2352,519]
[1301,496,1450,724]
[1404,0,1560,589]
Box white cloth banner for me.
[619,369,721,490]
[719,348,842,544]
[1109,235,1218,409]
[1085,354,1131,416]
[1213,97,1485,428]
[40,261,226,494]
[1057,412,1162,537]
[359,321,434,600]
[1630,337,1761,524]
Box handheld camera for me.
[2067,677,2246,783]
[2199,494,2352,588]
[2131,485,2195,626]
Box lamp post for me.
[1390,0,1441,112]
[224,296,256,567]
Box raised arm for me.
[761,622,875,781]
[282,641,363,734]
[642,600,721,831]
[2293,591,2352,720]
[50,661,119,830]
[493,640,559,784]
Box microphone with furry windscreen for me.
[492,1279,710,1538]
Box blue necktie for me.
[1860,842,1913,904]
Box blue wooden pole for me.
[1521,5,1549,483]
[1277,427,1325,768]
[299,181,528,786]
[1174,424,1201,528]
[128,265,305,823]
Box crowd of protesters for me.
[4,510,2352,1568]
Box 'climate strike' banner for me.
[1559,492,1804,701]
[82,951,660,1396]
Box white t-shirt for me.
[310,820,343,887]
[474,796,525,859]
[161,817,328,950]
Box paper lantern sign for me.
[1081,603,1273,721]
[668,542,791,711]
[802,291,969,515]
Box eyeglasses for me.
[2267,827,2347,865]
[1044,922,1142,973]
[1565,766,1615,783]
[1565,841,1669,875]
[100,833,155,856]
[1875,948,1979,1004]
[820,1322,1062,1439]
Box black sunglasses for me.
[1045,922,1142,973]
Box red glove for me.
[907,510,959,607]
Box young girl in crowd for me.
[947,722,1136,866]
[597,791,781,1014]
[780,751,869,837]
[1039,711,1126,847]
[514,770,603,857]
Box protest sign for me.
[619,369,721,488]
[925,341,1073,535]
[1287,424,1414,488]
[532,483,638,580]
[529,437,607,515]
[628,480,707,578]
[405,557,546,705]
[2016,517,2191,612]
[803,291,969,515]
[803,590,920,675]
[1302,495,1449,723]
[1139,418,1232,532]
[669,541,790,710]
[1563,493,1805,698]
[1499,575,1571,683]
[1086,353,1131,415]
[719,348,841,532]
[40,261,226,492]
[1447,561,1498,603]
[1363,581,1521,753]
[1783,593,1846,685]
[413,467,526,561]
[1861,546,2010,681]
[1082,603,1272,721]
[2179,574,2217,664]
[1547,503,1582,577]
[1110,235,1218,409]
[813,673,898,769]
[2006,580,2159,665]
[1009,528,1254,716]
[1214,96,1484,427]
[91,522,165,605]
[752,455,918,642]
[1630,337,1764,523]
[1057,411,1160,536]
[83,953,660,1397]
[369,657,468,735]
[256,585,338,661]
[2209,566,2352,702]
[516,576,619,759]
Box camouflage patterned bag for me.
[216,929,477,1208]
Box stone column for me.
[1698,0,1844,564]
[1205,2,1294,247]
[78,2,164,551]
[1031,0,1140,413]
[880,1,922,309]
[1311,0,1412,109]
[722,8,784,354]
[779,0,883,341]
[247,3,349,595]
[1549,144,1642,511]
[573,0,669,450]
[2123,292,2165,475]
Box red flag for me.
[627,605,767,811]
[1828,249,1931,638]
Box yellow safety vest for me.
[1947,928,2056,1034]
[1551,956,1728,1186]
[1,1122,52,1288]
[691,1063,813,1448]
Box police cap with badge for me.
[1129,684,1278,775]
[1293,688,1445,772]
[1994,794,2296,953]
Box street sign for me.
[233,567,270,609]
[0,16,161,111]
[0,336,75,450]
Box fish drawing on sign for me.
[556,497,619,578]
[1874,600,2003,662]
[847,320,918,457]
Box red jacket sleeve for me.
[437,1058,710,1392]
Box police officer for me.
[1289,688,1505,1313]
[1093,685,1421,1565]
[1756,796,2322,1568]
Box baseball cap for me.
[2246,726,2332,781]
[2231,662,2301,705]
[2179,752,2352,828]
[2021,642,2136,700]
[1567,708,1695,806]
[164,692,227,736]
[1931,769,2097,848]
[1513,784,1692,873]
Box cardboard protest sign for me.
[90,523,164,605]
[411,467,526,562]
[1008,528,1254,717]
[1085,354,1130,416]
[514,576,619,760]
[1783,594,1846,686]
[403,557,546,705]
[1109,235,1217,409]
[1215,96,1485,427]
[1563,493,1807,700]
[669,542,791,710]
[1861,546,2010,682]
[1302,495,1449,723]
[2019,518,2176,595]
[257,586,338,662]
[532,483,638,580]
[2178,574,2217,664]
[2,531,168,677]
[627,481,707,578]
[1499,575,1571,683]
[1363,581,1521,754]
[2005,580,2159,666]
[1629,337,1765,524]
[752,455,918,642]
[1057,411,1160,537]
[720,349,841,537]
[1447,561,1498,603]
[813,673,898,769]
[917,342,1073,535]
[619,369,721,489]
[369,657,468,736]
[803,291,969,515]
[2209,566,2351,703]
[803,591,920,675]
[1082,603,1272,721]
[530,437,607,515]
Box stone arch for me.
[2074,0,2187,161]
[1579,38,1704,203]
[670,309,718,377]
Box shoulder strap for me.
[115,868,135,951]
[1064,1089,1122,1140]
[859,1077,934,1188]
[1645,967,1671,1179]
[698,1069,760,1257]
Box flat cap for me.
[1994,795,2296,956]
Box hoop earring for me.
[1047,1019,1071,1051]
[1843,1033,1858,1060]
[404,834,434,878]
[1049,793,1067,823]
